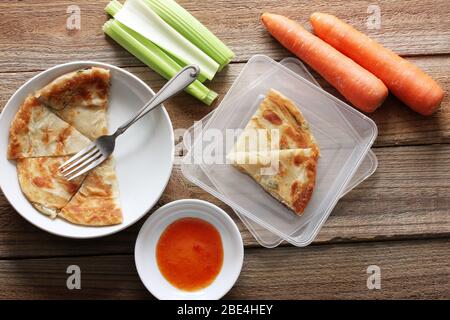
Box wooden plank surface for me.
[1,144,449,258]
[1,56,449,147]
[0,239,448,299]
[0,0,449,300]
[0,0,449,72]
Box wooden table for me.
[0,0,449,299]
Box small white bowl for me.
[135,199,244,300]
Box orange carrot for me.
[261,13,388,113]
[310,12,445,116]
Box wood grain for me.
[0,0,449,72]
[1,144,449,258]
[0,0,449,300]
[0,239,447,299]
[1,56,449,147]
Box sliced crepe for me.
[229,89,320,215]
[35,67,110,140]
[7,95,91,160]
[228,148,318,215]
[17,157,85,218]
[232,88,319,153]
[59,157,122,226]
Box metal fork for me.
[60,65,200,181]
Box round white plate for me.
[0,61,174,238]
[135,199,244,300]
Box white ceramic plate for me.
[0,61,174,238]
[135,199,244,300]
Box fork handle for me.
[114,65,200,137]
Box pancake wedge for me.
[17,157,85,218]
[7,96,91,160]
[228,149,318,215]
[35,67,110,140]
[229,89,320,215]
[9,66,122,226]
[59,157,122,226]
[233,88,319,153]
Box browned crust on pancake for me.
[16,157,84,217]
[11,67,120,225]
[59,197,122,226]
[230,89,320,216]
[36,67,110,111]
[264,150,318,215]
[35,67,110,140]
[59,158,122,226]
[265,89,307,126]
[7,96,40,159]
[7,95,90,159]
[262,89,319,153]
[290,155,318,215]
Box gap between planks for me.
[1,56,449,148]
[1,52,449,74]
[0,238,448,299]
[0,233,449,261]
[1,140,450,259]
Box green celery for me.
[105,0,122,15]
[105,0,207,83]
[103,18,217,105]
[114,0,219,80]
[145,0,235,70]
[162,49,208,83]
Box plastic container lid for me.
[182,55,378,247]
[182,57,377,248]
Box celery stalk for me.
[164,53,208,83]
[103,19,217,105]
[144,0,235,70]
[105,0,122,16]
[106,0,207,83]
[113,0,219,81]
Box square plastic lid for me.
[182,55,377,247]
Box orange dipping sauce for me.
[156,217,224,292]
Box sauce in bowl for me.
[156,217,224,292]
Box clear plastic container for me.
[182,117,377,248]
[181,60,378,247]
[182,55,378,247]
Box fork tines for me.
[59,144,106,181]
